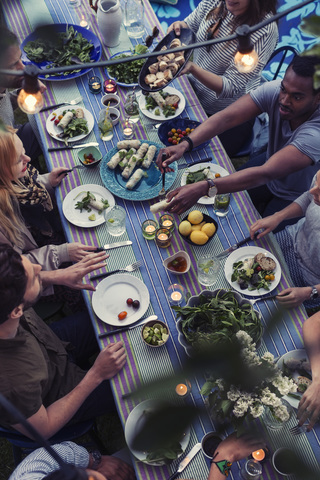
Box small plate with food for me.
[158,118,210,151]
[181,163,229,205]
[100,139,177,201]
[62,184,115,227]
[276,349,311,409]
[138,28,196,92]
[92,274,150,326]
[138,86,186,121]
[224,246,281,296]
[46,106,94,143]
[125,399,190,465]
[105,45,148,87]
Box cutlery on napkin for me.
[216,231,259,258]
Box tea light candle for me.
[142,219,158,240]
[155,228,171,248]
[160,214,175,232]
[175,379,191,397]
[166,283,186,306]
[171,291,182,302]
[88,76,102,94]
[252,449,266,462]
[104,79,117,94]
[80,15,89,29]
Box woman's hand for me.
[48,167,70,186]
[298,381,320,431]
[167,20,189,35]
[276,287,311,309]
[67,243,104,263]
[179,61,194,76]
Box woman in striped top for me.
[168,0,278,156]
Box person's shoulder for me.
[250,79,280,101]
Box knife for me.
[48,142,99,152]
[168,442,202,480]
[216,231,259,259]
[98,314,158,339]
[104,240,132,250]
[57,164,86,176]
[178,158,212,170]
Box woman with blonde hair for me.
[168,0,278,156]
[0,124,99,295]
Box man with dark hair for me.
[157,55,320,230]
[0,245,127,440]
[0,25,44,162]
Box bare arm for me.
[12,342,127,439]
[298,311,320,430]
[164,144,313,215]
[250,202,304,240]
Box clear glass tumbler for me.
[240,460,262,480]
[214,193,230,217]
[105,206,126,236]
[197,256,220,286]
[98,109,114,141]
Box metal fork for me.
[250,294,279,305]
[289,424,308,435]
[41,96,83,111]
[90,260,143,281]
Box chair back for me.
[263,45,298,81]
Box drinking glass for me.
[68,0,81,7]
[214,193,230,217]
[105,206,126,236]
[98,109,114,141]
[197,256,220,286]
[240,460,262,480]
[272,448,296,477]
[262,399,293,430]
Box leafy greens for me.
[107,44,148,84]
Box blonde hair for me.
[0,125,26,247]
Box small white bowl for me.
[163,250,191,276]
[101,93,120,109]
[108,107,120,126]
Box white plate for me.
[224,246,281,297]
[125,399,190,466]
[62,184,115,228]
[46,106,94,143]
[276,349,310,409]
[181,163,230,205]
[92,274,149,326]
[138,86,186,121]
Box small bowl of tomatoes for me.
[78,146,102,168]
[157,118,210,151]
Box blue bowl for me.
[158,119,210,151]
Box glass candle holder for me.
[167,283,185,305]
[160,213,175,232]
[79,14,90,29]
[122,119,136,140]
[175,379,192,397]
[240,460,262,480]
[104,79,117,94]
[155,227,171,248]
[88,75,102,94]
[142,219,158,240]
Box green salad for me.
[23,25,93,77]
[107,44,148,84]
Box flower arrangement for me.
[200,331,297,431]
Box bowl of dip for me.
[163,250,191,275]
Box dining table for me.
[2,0,320,478]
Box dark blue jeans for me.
[50,312,116,423]
[237,152,302,232]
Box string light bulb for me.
[17,64,43,114]
[234,25,259,74]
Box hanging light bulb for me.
[17,64,43,114]
[234,25,259,74]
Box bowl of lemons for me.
[178,210,218,246]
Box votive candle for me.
[79,15,89,29]
[160,213,175,232]
[88,76,102,94]
[104,79,117,94]
[166,283,185,306]
[155,228,171,248]
[142,219,158,240]
[175,379,191,397]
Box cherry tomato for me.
[172,139,177,145]
[265,274,271,281]
[168,131,173,137]
[173,103,179,109]
[269,274,275,281]
[118,311,127,320]
[185,128,191,133]
[171,128,176,133]
[215,173,221,178]
[177,129,182,134]
[54,119,60,125]
[132,300,140,309]
[256,266,262,272]
[182,131,187,136]
[168,137,173,143]
[178,133,183,138]
[126,298,133,306]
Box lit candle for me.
[252,449,266,462]
[88,76,102,94]
[145,225,156,233]
[123,127,133,138]
[155,227,171,248]
[176,383,188,396]
[80,15,89,29]
[158,233,168,241]
[104,79,117,94]
[171,291,182,302]
[162,220,173,227]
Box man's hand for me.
[92,342,127,381]
[52,251,108,290]
[48,167,71,186]
[298,381,320,431]
[276,287,311,309]
[167,20,189,35]
[212,432,265,463]
[93,455,135,480]
[164,182,208,215]
[156,144,188,172]
[67,243,107,263]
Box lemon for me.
[187,210,203,225]
[190,230,209,245]
[179,220,192,236]
[201,223,216,237]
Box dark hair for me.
[0,245,27,324]
[44,467,89,480]
[0,26,19,64]
[237,0,278,25]
[289,55,320,94]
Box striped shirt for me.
[184,0,278,115]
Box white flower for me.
[262,352,274,364]
[236,330,253,348]
[216,379,225,391]
[250,403,264,418]
[272,375,297,396]
[227,386,241,402]
[260,388,282,407]
[273,404,290,422]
